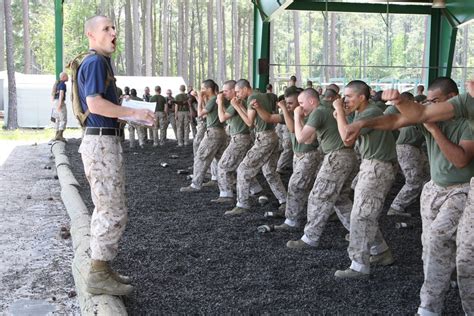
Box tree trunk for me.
[293,11,301,83]
[99,0,106,14]
[152,1,157,75]
[329,13,337,79]
[0,0,5,71]
[162,0,169,76]
[322,12,328,82]
[247,13,252,84]
[177,1,184,78]
[241,12,248,81]
[196,0,204,82]
[188,2,195,87]
[207,0,214,78]
[22,0,32,74]
[183,0,189,84]
[216,0,225,86]
[269,22,274,85]
[132,0,142,75]
[124,0,134,75]
[4,0,17,129]
[234,7,241,81]
[144,0,152,76]
[307,12,312,79]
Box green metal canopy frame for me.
[251,0,474,91]
[54,1,474,85]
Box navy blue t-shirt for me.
[78,54,119,128]
[54,81,66,100]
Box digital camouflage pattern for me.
[418,180,468,315]
[79,135,127,261]
[236,130,286,209]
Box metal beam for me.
[287,1,432,15]
[55,0,63,80]
[252,5,271,91]
[427,8,458,84]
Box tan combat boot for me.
[86,260,134,295]
[56,130,66,142]
[108,266,132,285]
[53,130,61,141]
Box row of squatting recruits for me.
[69,15,472,316]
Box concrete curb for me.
[51,141,127,316]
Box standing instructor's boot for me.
[86,260,134,295]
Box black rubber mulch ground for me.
[65,138,463,314]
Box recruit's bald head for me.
[84,15,110,35]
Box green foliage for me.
[8,0,474,89]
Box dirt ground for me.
[65,137,463,315]
[0,141,79,315]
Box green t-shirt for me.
[306,104,345,154]
[248,92,274,132]
[354,104,397,161]
[420,118,474,187]
[290,115,319,153]
[175,93,189,111]
[205,96,224,128]
[280,112,318,153]
[384,105,424,147]
[226,103,249,135]
[451,93,474,131]
[374,100,388,112]
[149,94,167,112]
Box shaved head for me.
[84,15,109,35]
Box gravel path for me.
[66,138,463,315]
[0,141,79,315]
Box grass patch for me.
[0,120,81,141]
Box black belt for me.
[85,127,123,137]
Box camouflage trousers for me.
[190,117,197,138]
[283,150,323,227]
[166,113,177,140]
[348,159,396,274]
[418,180,468,315]
[193,119,206,156]
[79,135,127,261]
[457,178,474,315]
[176,111,190,146]
[53,100,67,131]
[391,144,429,212]
[128,123,146,147]
[301,148,357,243]
[217,133,253,198]
[276,124,293,171]
[191,128,227,189]
[236,130,286,209]
[152,112,168,145]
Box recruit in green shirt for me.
[384,105,424,147]
[149,94,167,112]
[279,113,318,153]
[306,103,346,154]
[354,103,397,161]
[175,93,189,111]
[420,118,474,187]
[205,96,224,129]
[247,92,274,132]
[226,103,250,135]
[450,93,474,131]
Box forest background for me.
[2,0,473,93]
